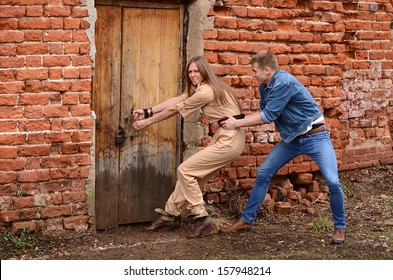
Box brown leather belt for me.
[307,123,326,135]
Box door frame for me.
[93,0,186,229]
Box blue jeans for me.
[241,130,346,229]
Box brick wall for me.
[0,0,95,233]
[1,0,392,233]
[199,0,393,204]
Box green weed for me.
[0,229,36,254]
[383,199,393,206]
[308,217,334,232]
[342,184,356,199]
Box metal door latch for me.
[116,125,126,145]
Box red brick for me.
[18,145,51,157]
[0,121,17,132]
[17,44,48,55]
[43,31,72,42]
[44,6,71,17]
[0,210,20,222]
[287,190,301,200]
[12,196,36,208]
[16,69,48,80]
[70,105,91,116]
[0,147,17,159]
[26,6,44,17]
[40,205,72,219]
[307,181,320,192]
[238,178,255,190]
[63,191,86,204]
[0,134,25,145]
[205,192,219,204]
[71,131,91,142]
[0,70,15,83]
[232,156,256,167]
[218,192,229,203]
[0,31,24,43]
[291,173,313,184]
[279,178,293,190]
[70,80,91,92]
[44,106,70,118]
[275,201,292,214]
[262,194,275,211]
[20,208,40,221]
[50,167,79,179]
[63,215,89,231]
[71,31,89,42]
[0,173,18,184]
[46,132,72,143]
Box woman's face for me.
[188,62,204,86]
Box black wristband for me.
[143,108,149,119]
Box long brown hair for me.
[186,56,242,111]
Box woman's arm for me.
[133,105,178,130]
[152,95,186,114]
[133,95,186,120]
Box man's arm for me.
[221,112,264,130]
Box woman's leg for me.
[166,130,244,216]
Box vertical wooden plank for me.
[158,9,179,177]
[93,6,122,230]
[118,7,180,224]
[118,7,143,224]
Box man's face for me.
[251,62,271,85]
[188,62,204,86]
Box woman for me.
[133,56,245,238]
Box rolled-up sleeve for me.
[260,110,271,124]
[261,82,292,123]
[176,85,213,118]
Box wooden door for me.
[93,5,181,230]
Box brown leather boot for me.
[331,228,345,244]
[219,218,252,234]
[188,216,213,238]
[144,208,174,231]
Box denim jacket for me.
[259,70,323,143]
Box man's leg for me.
[304,131,346,243]
[220,140,301,233]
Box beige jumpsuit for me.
[164,83,245,217]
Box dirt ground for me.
[1,164,393,260]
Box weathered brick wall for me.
[1,0,392,233]
[0,0,95,233]
[199,0,393,204]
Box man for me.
[219,51,346,244]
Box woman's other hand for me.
[133,119,148,130]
